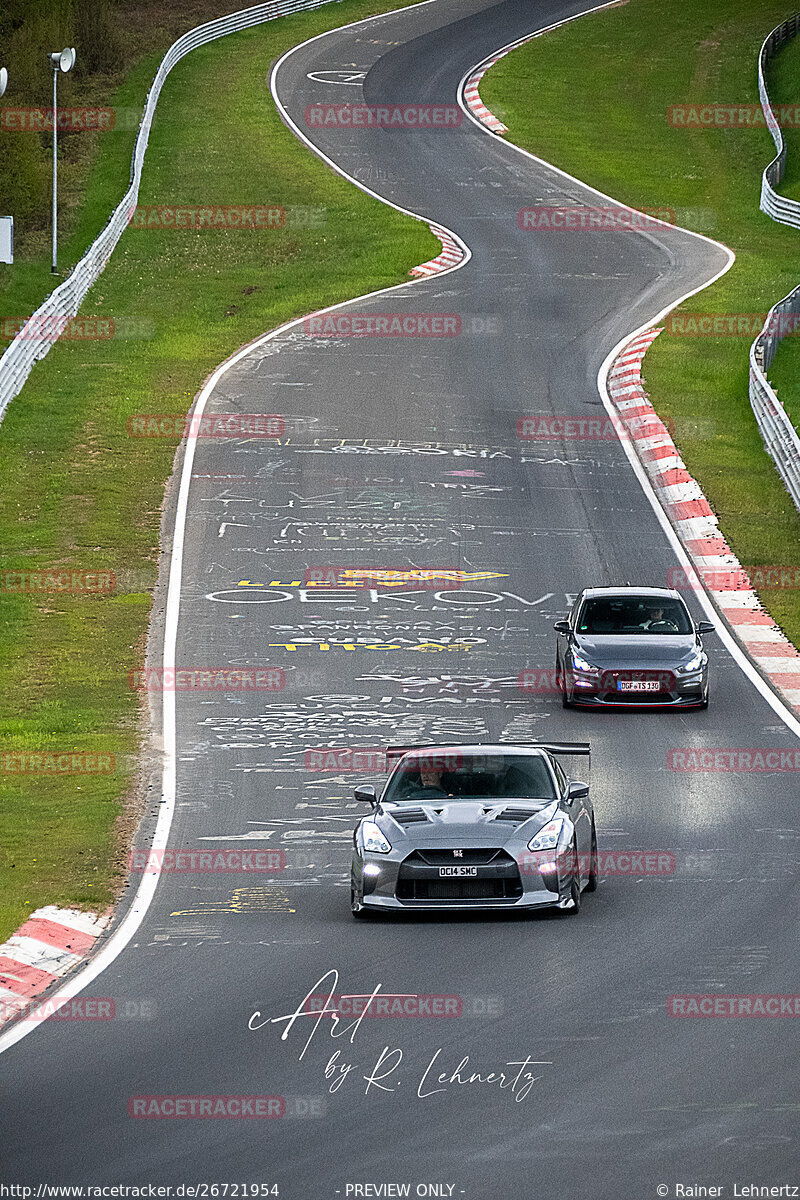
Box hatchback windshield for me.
[578,596,692,635]
[383,753,556,803]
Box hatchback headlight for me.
[571,651,599,674]
[677,648,705,674]
[361,821,392,854]
[528,818,564,852]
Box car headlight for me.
[361,821,392,854]
[571,650,599,674]
[677,648,705,674]
[528,818,565,852]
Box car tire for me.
[559,665,574,709]
[559,839,581,915]
[699,688,709,710]
[585,820,598,893]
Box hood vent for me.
[493,805,541,824]
[390,807,430,826]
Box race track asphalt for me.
[2,2,797,1195]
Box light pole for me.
[48,47,76,274]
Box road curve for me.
[1,1,798,1195]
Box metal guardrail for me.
[0,0,342,424]
[749,14,800,512]
[759,13,800,228]
[750,285,800,511]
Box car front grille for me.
[411,879,520,901]
[412,848,508,866]
[396,848,522,902]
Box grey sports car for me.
[350,742,596,916]
[555,586,714,708]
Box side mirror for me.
[696,621,715,635]
[566,781,589,802]
[553,620,570,634]
[354,785,377,806]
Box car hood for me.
[377,799,557,843]
[573,633,697,667]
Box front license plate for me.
[438,866,478,877]
[618,680,660,692]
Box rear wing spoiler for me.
[385,741,590,766]
[534,742,590,757]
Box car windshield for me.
[383,753,557,803]
[578,596,692,635]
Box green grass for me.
[481,0,800,640]
[0,0,438,943]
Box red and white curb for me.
[0,906,110,1024]
[462,62,508,134]
[608,331,800,713]
[410,223,466,277]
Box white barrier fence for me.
[0,0,343,424]
[750,14,800,512]
[758,13,800,229]
[750,285,800,511]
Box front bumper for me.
[353,846,570,911]
[570,666,706,706]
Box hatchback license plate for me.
[438,866,478,877]
[618,680,660,692]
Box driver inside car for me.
[642,605,679,632]
[398,765,453,798]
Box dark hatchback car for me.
[555,586,714,708]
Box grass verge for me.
[481,0,800,640]
[0,0,438,943]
